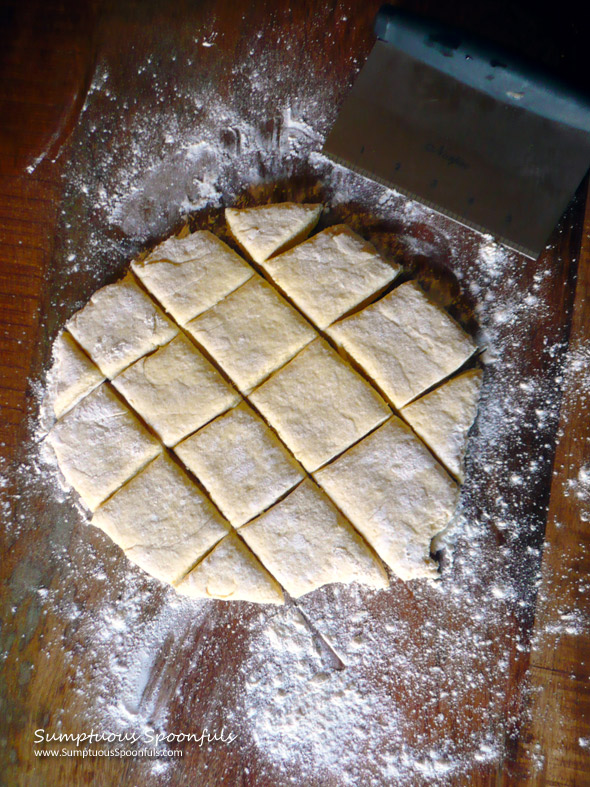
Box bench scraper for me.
[323,6,590,259]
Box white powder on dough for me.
[6,16,589,784]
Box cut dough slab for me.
[132,230,254,325]
[112,334,240,446]
[402,368,483,481]
[48,331,105,419]
[315,416,459,581]
[250,338,390,471]
[327,280,477,408]
[46,205,480,599]
[186,275,316,393]
[175,532,284,604]
[225,202,322,263]
[261,224,400,329]
[240,479,389,598]
[174,402,305,526]
[46,384,161,511]
[92,454,230,585]
[67,273,178,378]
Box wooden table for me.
[1,1,589,784]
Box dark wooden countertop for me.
[1,1,589,784]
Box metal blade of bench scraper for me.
[323,40,590,259]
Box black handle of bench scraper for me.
[375,6,590,133]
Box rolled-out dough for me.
[67,273,178,378]
[47,204,481,600]
[240,478,389,598]
[402,368,483,480]
[112,333,240,446]
[175,532,284,605]
[174,402,304,526]
[261,224,400,329]
[46,384,162,511]
[48,330,105,419]
[225,202,322,263]
[250,338,390,471]
[315,416,459,581]
[327,281,477,408]
[132,230,254,325]
[186,275,316,393]
[92,453,230,584]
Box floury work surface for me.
[1,1,589,785]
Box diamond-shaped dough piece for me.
[112,334,240,446]
[92,454,230,584]
[175,532,284,605]
[315,417,459,581]
[48,331,105,419]
[46,384,162,511]
[240,479,389,598]
[67,274,178,378]
[132,231,254,325]
[261,225,400,329]
[402,368,483,481]
[174,402,304,526]
[327,281,477,408]
[225,202,322,263]
[186,275,316,393]
[250,338,390,471]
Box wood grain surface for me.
[1,1,589,785]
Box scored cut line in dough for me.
[401,368,483,481]
[132,230,254,325]
[261,224,401,329]
[250,337,390,472]
[225,202,322,263]
[67,273,178,378]
[315,416,459,581]
[240,478,389,598]
[173,401,305,527]
[112,333,240,446]
[46,383,162,511]
[92,453,231,585]
[185,274,317,393]
[327,280,477,408]
[175,532,284,605]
